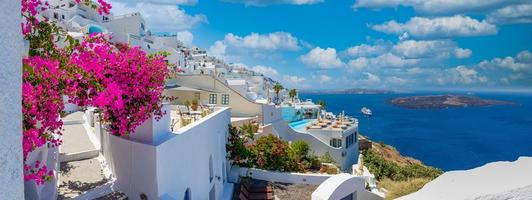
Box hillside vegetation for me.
[362,142,443,199]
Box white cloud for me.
[363,72,381,84]
[352,0,525,15]
[347,57,369,70]
[370,15,497,39]
[223,0,323,6]
[318,75,332,83]
[347,53,419,70]
[109,1,207,32]
[345,43,389,57]
[299,47,344,69]
[208,32,301,63]
[392,40,471,59]
[284,75,306,85]
[454,48,473,59]
[437,66,488,85]
[177,31,194,46]
[374,53,419,67]
[223,32,300,51]
[208,41,227,59]
[517,50,532,63]
[487,3,532,24]
[385,76,409,85]
[479,50,532,72]
[251,65,279,78]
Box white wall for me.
[103,13,144,37]
[102,133,159,200]
[0,0,24,198]
[262,104,282,125]
[312,174,380,200]
[233,167,334,185]
[100,107,232,200]
[156,108,231,200]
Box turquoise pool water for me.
[88,24,104,34]
[289,119,315,132]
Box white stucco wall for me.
[0,0,24,199]
[233,167,334,185]
[262,104,282,125]
[100,108,231,200]
[312,174,380,200]
[156,108,231,200]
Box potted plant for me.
[191,99,199,111]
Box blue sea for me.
[299,92,532,171]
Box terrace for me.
[167,104,217,131]
[305,115,358,133]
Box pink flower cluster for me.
[24,160,53,185]
[21,0,47,35]
[21,0,168,185]
[70,35,168,135]
[22,56,65,183]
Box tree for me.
[273,83,284,105]
[288,89,297,102]
[317,100,326,109]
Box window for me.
[194,92,201,101]
[209,155,214,182]
[221,94,229,105]
[330,138,342,148]
[346,134,355,148]
[184,188,191,200]
[209,94,217,104]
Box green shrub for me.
[226,125,318,172]
[320,152,335,164]
[252,135,297,172]
[362,150,442,181]
[379,178,432,200]
[240,123,259,137]
[291,140,310,159]
[226,125,253,167]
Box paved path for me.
[60,111,99,162]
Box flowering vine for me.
[21,0,169,184]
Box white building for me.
[95,105,233,200]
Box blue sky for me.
[110,0,532,91]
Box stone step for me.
[60,124,99,163]
[63,111,86,125]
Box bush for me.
[291,140,310,159]
[378,178,432,200]
[320,152,335,164]
[226,125,253,167]
[226,125,317,172]
[240,123,259,137]
[362,150,442,181]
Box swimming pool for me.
[288,119,315,132]
[87,24,104,34]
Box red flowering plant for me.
[21,0,169,184]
